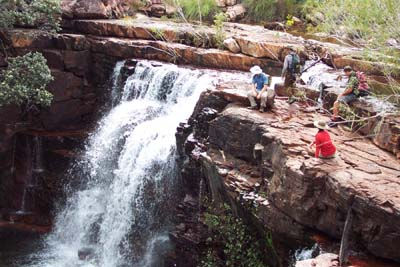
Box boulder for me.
[264,22,286,31]
[296,253,339,267]
[78,247,95,260]
[225,4,246,22]
[61,0,133,19]
[150,4,166,17]
[223,38,241,53]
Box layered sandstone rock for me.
[65,18,400,82]
[176,84,400,262]
[0,28,119,224]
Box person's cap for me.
[250,65,263,74]
[314,120,328,130]
[287,45,296,51]
[344,65,353,72]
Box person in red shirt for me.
[309,120,337,159]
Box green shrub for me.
[243,0,305,22]
[201,203,273,267]
[0,52,54,113]
[306,0,400,48]
[243,0,277,22]
[0,0,61,32]
[213,12,227,49]
[179,0,219,21]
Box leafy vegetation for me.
[0,52,54,114]
[305,0,399,49]
[0,0,61,32]
[304,0,400,95]
[243,0,305,22]
[213,12,227,49]
[171,0,219,22]
[0,1,59,116]
[200,202,275,267]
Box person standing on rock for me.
[247,65,275,113]
[330,66,360,124]
[309,120,337,159]
[281,46,301,104]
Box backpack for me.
[356,71,370,96]
[356,71,369,90]
[289,53,301,74]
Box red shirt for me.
[315,130,336,158]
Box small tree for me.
[0,0,61,32]
[0,1,61,120]
[0,52,54,118]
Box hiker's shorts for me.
[338,93,357,104]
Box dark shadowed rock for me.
[78,247,95,260]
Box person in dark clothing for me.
[309,120,337,159]
[281,47,301,104]
[331,66,359,122]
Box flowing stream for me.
[26,61,221,267]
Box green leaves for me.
[0,0,61,32]
[201,203,269,267]
[0,52,54,109]
[179,0,219,21]
[213,12,227,49]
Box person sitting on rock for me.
[281,46,301,104]
[247,65,275,113]
[309,120,337,159]
[331,66,359,123]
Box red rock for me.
[42,49,65,70]
[63,50,90,76]
[48,70,83,102]
[179,87,400,262]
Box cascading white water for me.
[28,61,217,267]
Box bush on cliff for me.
[0,52,54,116]
[0,1,59,118]
[201,203,277,267]
[0,0,61,31]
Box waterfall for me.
[16,135,43,215]
[111,60,126,107]
[28,61,216,267]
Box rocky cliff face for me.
[0,11,399,265]
[0,28,120,224]
[175,85,400,264]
